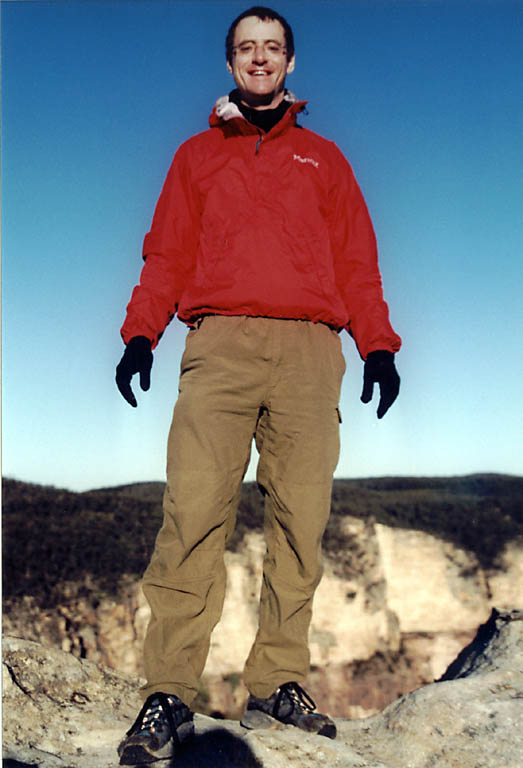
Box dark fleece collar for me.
[228,89,291,133]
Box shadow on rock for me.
[3,761,39,768]
[129,729,264,768]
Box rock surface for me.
[3,609,522,767]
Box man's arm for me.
[329,144,401,359]
[116,143,200,405]
[328,144,401,417]
[120,143,200,349]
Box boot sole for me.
[241,709,336,739]
[119,720,194,764]
[241,709,282,731]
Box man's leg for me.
[120,316,274,764]
[141,316,264,706]
[243,320,345,698]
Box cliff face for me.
[5,511,522,719]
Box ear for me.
[286,54,295,75]
[226,60,233,75]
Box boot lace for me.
[126,693,182,744]
[273,682,317,717]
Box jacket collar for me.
[209,90,307,137]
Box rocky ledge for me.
[3,609,522,768]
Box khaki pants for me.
[141,316,345,706]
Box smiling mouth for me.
[249,70,272,76]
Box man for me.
[116,6,401,764]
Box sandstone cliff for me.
[3,475,522,718]
[5,521,522,719]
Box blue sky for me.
[2,0,522,491]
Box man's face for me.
[227,16,295,110]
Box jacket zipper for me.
[255,134,262,154]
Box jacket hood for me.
[209,90,307,129]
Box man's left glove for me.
[361,350,400,419]
[115,336,153,407]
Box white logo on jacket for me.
[293,153,319,169]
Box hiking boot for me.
[241,681,336,739]
[118,692,194,764]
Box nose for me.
[252,44,268,64]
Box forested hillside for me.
[3,474,523,607]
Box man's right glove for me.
[115,336,153,407]
[360,350,400,419]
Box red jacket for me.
[121,94,401,359]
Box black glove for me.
[361,350,400,419]
[115,336,153,407]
